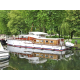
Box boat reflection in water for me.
[0,59,9,70]
[11,50,73,64]
[0,41,10,70]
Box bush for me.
[64,36,69,39]
[46,35,69,39]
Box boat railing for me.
[7,37,29,40]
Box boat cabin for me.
[29,32,48,38]
[14,32,64,46]
[18,32,47,38]
[33,38,64,45]
[15,32,48,40]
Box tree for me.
[37,10,50,32]
[0,10,10,34]
[63,10,80,39]
[53,10,66,38]
[7,10,27,35]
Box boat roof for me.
[29,32,48,35]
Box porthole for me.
[36,54,39,56]
[41,40,43,42]
[45,55,48,57]
[45,40,48,43]
[50,56,53,58]
[36,40,39,42]
[50,41,53,43]
[41,54,43,56]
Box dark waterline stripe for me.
[7,44,66,51]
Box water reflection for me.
[0,50,10,70]
[3,50,80,70]
[0,59,9,70]
[9,50,74,64]
[16,53,47,64]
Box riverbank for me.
[70,38,80,49]
[71,44,80,50]
[71,39,80,44]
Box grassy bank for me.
[68,39,80,48]
[71,39,80,44]
[74,44,80,48]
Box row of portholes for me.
[36,54,53,58]
[41,54,53,58]
[36,40,54,43]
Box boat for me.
[7,32,74,54]
[0,59,9,70]
[0,42,10,61]
[0,34,7,45]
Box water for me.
[1,50,80,70]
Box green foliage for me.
[63,10,80,38]
[0,10,80,37]
[71,39,80,44]
[7,10,27,35]
[47,35,69,39]
[0,10,11,34]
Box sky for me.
[0,0,79,10]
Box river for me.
[1,49,80,70]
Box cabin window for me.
[36,54,39,56]
[34,40,36,42]
[36,40,39,42]
[41,54,43,56]
[22,36,23,38]
[24,36,28,38]
[41,40,43,42]
[45,55,48,57]
[25,36,28,38]
[50,56,53,58]
[50,41,53,43]
[39,34,45,37]
[30,33,34,35]
[45,40,48,43]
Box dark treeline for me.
[0,10,80,38]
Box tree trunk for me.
[71,31,73,39]
[50,28,51,37]
[39,23,42,32]
[43,26,45,32]
[59,31,60,38]
[69,32,70,39]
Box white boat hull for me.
[0,42,10,61]
[7,40,66,50]
[7,39,67,53]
